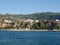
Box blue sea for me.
[0,30,60,45]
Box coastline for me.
[0,29,60,31]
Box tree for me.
[31,21,41,29]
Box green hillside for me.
[0,12,60,20]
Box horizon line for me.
[0,11,60,15]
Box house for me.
[56,20,60,27]
[0,19,13,28]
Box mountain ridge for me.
[0,12,60,20]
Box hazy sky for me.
[0,0,60,14]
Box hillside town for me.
[0,19,60,31]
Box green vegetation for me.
[31,21,41,29]
[0,12,60,30]
[3,26,15,29]
[0,12,60,20]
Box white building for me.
[56,19,59,22]
[27,19,34,22]
[35,20,39,23]
[4,20,12,23]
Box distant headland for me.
[0,12,60,31]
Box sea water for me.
[0,30,60,45]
